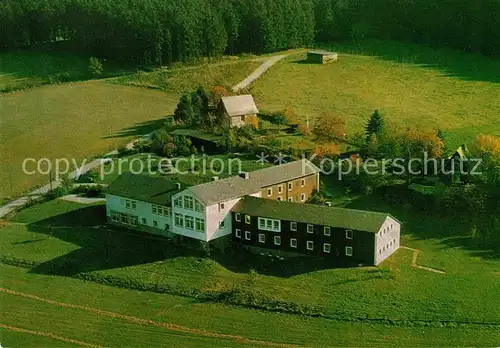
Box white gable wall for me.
[171,190,207,241]
[374,216,401,265]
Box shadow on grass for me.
[323,39,500,84]
[103,118,166,139]
[24,205,357,278]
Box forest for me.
[1,0,499,65]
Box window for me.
[278,185,282,193]
[219,219,225,228]
[277,196,282,201]
[131,201,137,210]
[164,207,172,217]
[130,216,137,226]
[324,227,331,236]
[306,241,314,250]
[141,217,147,224]
[235,213,241,222]
[390,241,393,247]
[274,236,281,245]
[259,234,266,243]
[323,243,331,253]
[184,196,194,210]
[165,224,170,231]
[290,222,297,231]
[240,115,245,121]
[195,218,205,232]
[288,182,293,191]
[346,229,353,239]
[152,205,158,215]
[307,224,314,234]
[245,231,251,240]
[174,196,183,208]
[258,218,281,232]
[235,229,241,238]
[157,206,163,216]
[121,213,128,224]
[112,212,119,222]
[125,200,131,209]
[301,179,305,187]
[174,213,183,227]
[219,202,225,211]
[379,249,381,254]
[195,200,203,212]
[267,188,272,196]
[245,215,251,224]
[290,238,297,248]
[185,216,194,230]
[288,197,293,202]
[345,246,353,256]
[301,193,306,202]
[153,220,158,227]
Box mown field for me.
[252,40,500,149]
[0,56,259,200]
[3,198,500,328]
[1,263,499,347]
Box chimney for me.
[176,182,181,190]
[212,176,219,181]
[239,172,249,180]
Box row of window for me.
[379,224,395,237]
[112,211,170,230]
[258,217,281,232]
[120,199,137,210]
[173,196,203,212]
[235,230,353,255]
[266,179,306,195]
[276,194,306,202]
[152,204,172,217]
[379,238,398,254]
[174,213,205,232]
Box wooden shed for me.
[307,50,339,64]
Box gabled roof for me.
[104,172,182,205]
[188,159,321,205]
[221,95,259,117]
[308,50,337,56]
[449,144,470,160]
[232,196,397,233]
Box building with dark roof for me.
[307,50,339,64]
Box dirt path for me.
[401,246,446,274]
[232,55,287,92]
[0,323,104,348]
[0,287,299,348]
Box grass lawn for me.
[3,199,500,326]
[0,59,259,200]
[94,153,273,186]
[110,60,261,94]
[1,264,499,347]
[252,40,500,149]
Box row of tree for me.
[1,0,499,64]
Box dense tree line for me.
[1,0,499,64]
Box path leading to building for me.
[0,287,297,348]
[0,54,288,219]
[401,246,446,274]
[232,55,287,92]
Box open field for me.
[3,199,500,325]
[252,40,500,148]
[1,264,499,347]
[0,60,259,200]
[111,60,261,94]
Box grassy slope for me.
[252,40,500,149]
[0,60,258,200]
[1,264,498,347]
[4,200,500,324]
[111,60,261,94]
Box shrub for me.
[89,56,104,77]
[298,123,311,136]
